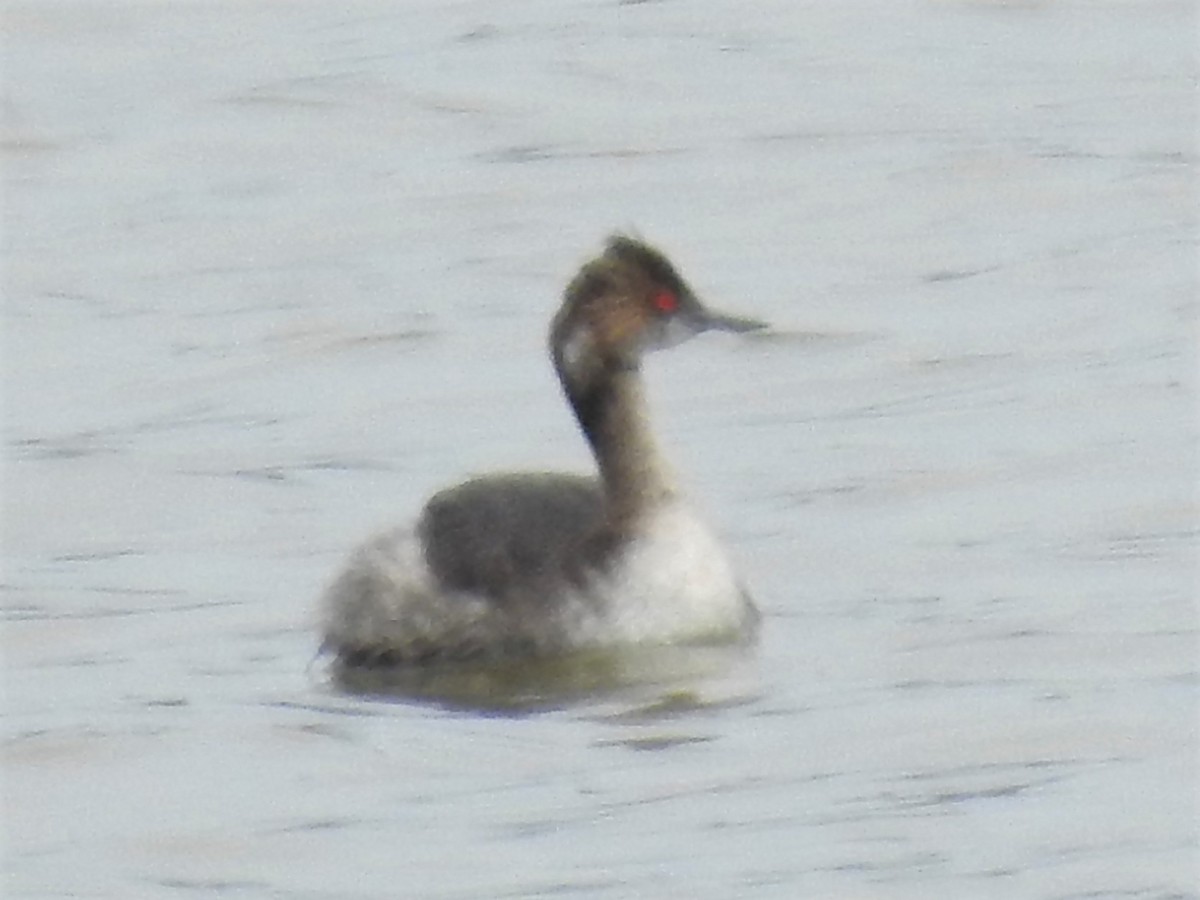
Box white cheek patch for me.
[560,327,595,377]
[659,315,702,349]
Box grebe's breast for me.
[578,501,757,647]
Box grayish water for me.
[4,1,1197,897]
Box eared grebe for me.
[322,234,764,667]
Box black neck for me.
[561,360,677,528]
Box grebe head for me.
[551,234,764,387]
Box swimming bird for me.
[321,234,763,667]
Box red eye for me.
[652,290,678,313]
